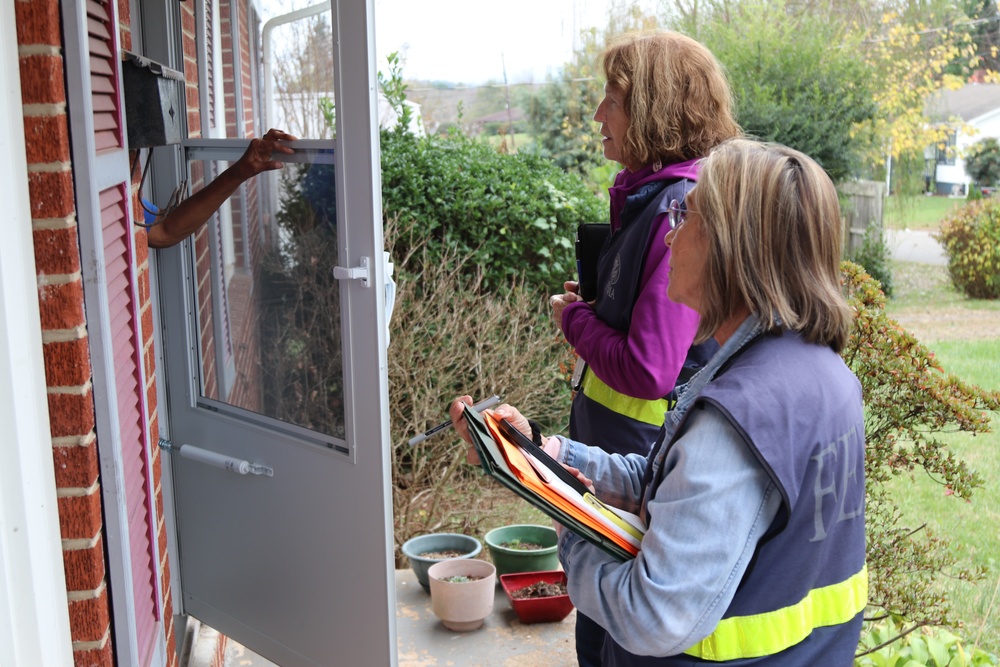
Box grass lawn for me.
[885,262,1000,657]
[885,194,968,231]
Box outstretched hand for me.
[236,128,297,179]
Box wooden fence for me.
[839,180,886,257]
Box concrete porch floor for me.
[202,568,578,667]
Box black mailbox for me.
[122,51,185,148]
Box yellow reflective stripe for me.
[685,565,868,661]
[580,369,668,426]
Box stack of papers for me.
[464,405,645,561]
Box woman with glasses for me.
[453,139,867,665]
[547,31,740,665]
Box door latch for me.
[332,256,370,287]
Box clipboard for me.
[463,405,641,561]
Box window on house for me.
[936,131,957,165]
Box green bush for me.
[850,224,895,297]
[842,262,1000,648]
[380,130,605,292]
[965,138,1000,190]
[934,199,1000,299]
[856,617,999,666]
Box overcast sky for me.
[261,0,659,85]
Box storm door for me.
[151,1,396,665]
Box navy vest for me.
[571,178,718,452]
[606,331,867,666]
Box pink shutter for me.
[101,184,160,666]
[205,0,216,130]
[87,0,122,152]
[89,1,159,660]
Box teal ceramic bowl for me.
[401,533,482,593]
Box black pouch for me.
[575,223,611,301]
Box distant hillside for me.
[405,79,545,134]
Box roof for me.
[925,84,1000,123]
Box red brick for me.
[73,638,113,667]
[62,540,105,591]
[47,390,96,439]
[23,115,71,164]
[37,280,86,331]
[18,55,65,106]
[57,490,103,540]
[134,234,149,270]
[52,440,100,489]
[33,227,82,275]
[117,0,131,35]
[27,170,75,218]
[43,338,92,387]
[14,0,62,47]
[68,585,110,643]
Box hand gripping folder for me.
[463,405,644,562]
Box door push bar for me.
[159,439,274,477]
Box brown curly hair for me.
[602,31,741,167]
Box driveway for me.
[886,229,948,266]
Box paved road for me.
[887,229,948,266]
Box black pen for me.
[407,395,501,446]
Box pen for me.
[407,395,501,446]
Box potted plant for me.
[500,570,574,624]
[401,532,482,593]
[484,524,559,576]
[427,558,497,632]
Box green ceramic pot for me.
[484,524,559,576]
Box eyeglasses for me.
[667,199,688,230]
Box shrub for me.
[841,262,1000,647]
[965,138,1000,190]
[385,216,574,564]
[849,223,894,297]
[380,129,605,293]
[856,617,999,666]
[934,199,1000,299]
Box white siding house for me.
[925,83,1000,195]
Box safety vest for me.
[606,331,867,666]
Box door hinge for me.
[332,256,370,287]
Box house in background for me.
[925,82,1000,195]
[4,1,396,666]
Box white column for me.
[0,4,75,666]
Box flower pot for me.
[427,558,497,632]
[484,524,559,576]
[500,570,574,624]
[401,533,482,593]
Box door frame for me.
[149,0,397,663]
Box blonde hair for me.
[601,30,741,166]
[690,139,853,351]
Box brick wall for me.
[17,0,178,664]
[16,0,115,663]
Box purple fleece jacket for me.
[562,159,702,399]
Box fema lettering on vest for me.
[809,426,864,543]
[604,254,622,301]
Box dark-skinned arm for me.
[146,128,297,248]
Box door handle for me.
[159,439,274,477]
[332,256,370,287]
